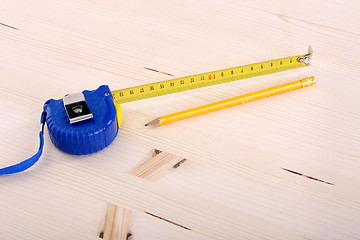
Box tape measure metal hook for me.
[297,45,313,66]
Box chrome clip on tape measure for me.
[0,47,312,176]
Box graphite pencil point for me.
[145,118,161,127]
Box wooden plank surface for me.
[1,0,359,239]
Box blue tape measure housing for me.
[43,85,118,155]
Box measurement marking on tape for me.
[112,46,312,104]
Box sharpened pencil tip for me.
[145,118,161,127]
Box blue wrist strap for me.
[0,112,46,176]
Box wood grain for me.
[103,150,186,240]
[1,0,360,239]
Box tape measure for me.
[43,85,121,155]
[0,47,312,176]
[112,46,312,104]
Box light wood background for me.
[1,0,360,239]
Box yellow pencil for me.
[145,76,315,127]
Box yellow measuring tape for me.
[112,46,312,104]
